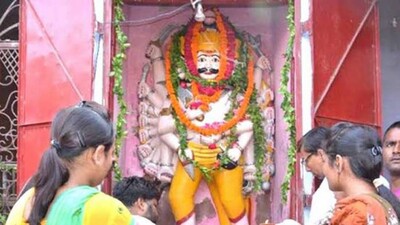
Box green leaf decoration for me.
[111,0,129,181]
[279,0,296,204]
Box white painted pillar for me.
[93,0,105,104]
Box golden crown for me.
[197,29,221,52]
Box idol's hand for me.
[145,44,163,59]
[227,147,241,162]
[178,148,193,163]
[138,82,152,98]
[256,55,272,72]
[185,108,204,121]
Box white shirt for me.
[132,215,156,225]
[309,178,336,225]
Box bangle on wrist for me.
[254,65,264,71]
[233,142,244,152]
[151,56,164,64]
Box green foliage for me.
[169,28,267,190]
[0,163,16,221]
[0,162,16,172]
[111,0,130,181]
[0,214,6,224]
[279,0,297,204]
[109,1,294,196]
[248,92,267,191]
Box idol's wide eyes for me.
[199,57,206,62]
[212,57,219,63]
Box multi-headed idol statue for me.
[137,8,275,225]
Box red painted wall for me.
[18,0,95,190]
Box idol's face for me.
[197,51,220,80]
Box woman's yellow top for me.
[6,186,134,225]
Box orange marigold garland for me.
[183,9,235,82]
[166,9,267,189]
[167,9,252,136]
[166,48,254,136]
[214,10,228,82]
[191,82,223,105]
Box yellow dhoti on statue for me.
[169,142,247,225]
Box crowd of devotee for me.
[5,100,400,225]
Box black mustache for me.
[198,68,219,74]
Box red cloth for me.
[331,194,389,225]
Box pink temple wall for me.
[117,5,290,224]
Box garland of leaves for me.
[168,32,245,180]
[111,0,130,181]
[167,26,266,190]
[109,3,293,196]
[280,0,296,203]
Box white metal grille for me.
[0,44,18,85]
[0,41,18,216]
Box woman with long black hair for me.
[323,123,400,225]
[6,101,134,225]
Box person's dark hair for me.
[384,121,400,141]
[17,176,35,200]
[28,101,114,225]
[113,176,161,208]
[325,122,400,218]
[297,126,330,154]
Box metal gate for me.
[0,41,18,218]
[0,0,19,219]
[312,0,381,129]
[18,0,95,190]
